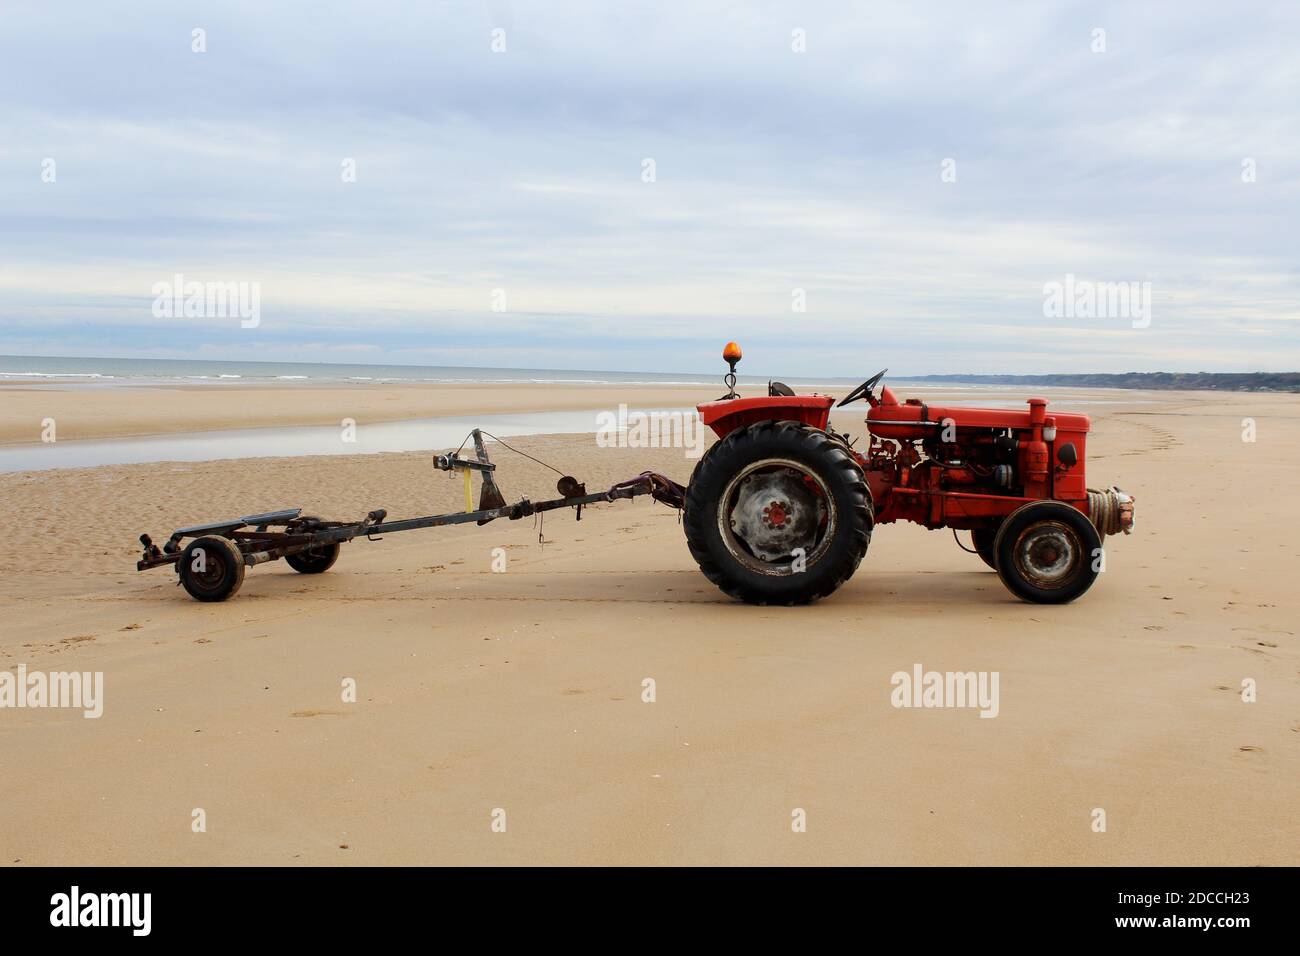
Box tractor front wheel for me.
[684,421,872,605]
[970,523,1000,570]
[993,501,1101,604]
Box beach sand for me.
[0,382,712,444]
[0,383,1296,865]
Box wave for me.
[0,371,114,379]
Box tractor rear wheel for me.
[970,523,1000,570]
[993,501,1101,604]
[285,542,340,574]
[178,535,246,602]
[683,421,872,605]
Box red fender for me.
[696,396,834,439]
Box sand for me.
[0,383,1296,865]
[0,382,712,444]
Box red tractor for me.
[683,343,1135,605]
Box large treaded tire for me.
[683,421,872,605]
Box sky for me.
[0,0,1297,378]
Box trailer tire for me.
[993,501,1101,604]
[684,420,872,605]
[178,536,245,602]
[285,542,340,574]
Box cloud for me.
[0,0,1297,375]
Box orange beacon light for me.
[722,341,742,397]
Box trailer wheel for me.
[970,523,1000,570]
[684,420,872,605]
[993,501,1101,604]
[285,542,340,574]
[178,536,246,602]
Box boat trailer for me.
[137,428,686,602]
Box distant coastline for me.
[1,355,1296,393]
[908,372,1300,393]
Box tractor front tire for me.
[178,535,246,602]
[993,501,1101,604]
[285,542,340,574]
[684,421,872,605]
[970,523,1000,570]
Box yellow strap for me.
[463,468,474,513]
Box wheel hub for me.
[727,468,824,562]
[1015,522,1077,586]
[761,500,790,529]
[191,550,227,587]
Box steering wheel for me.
[836,369,888,408]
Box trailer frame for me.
[137,429,685,600]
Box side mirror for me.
[1057,442,1078,468]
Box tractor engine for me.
[856,386,1132,540]
[862,417,1023,500]
[860,390,1081,528]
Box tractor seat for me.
[768,381,796,397]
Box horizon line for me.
[1,353,1297,381]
